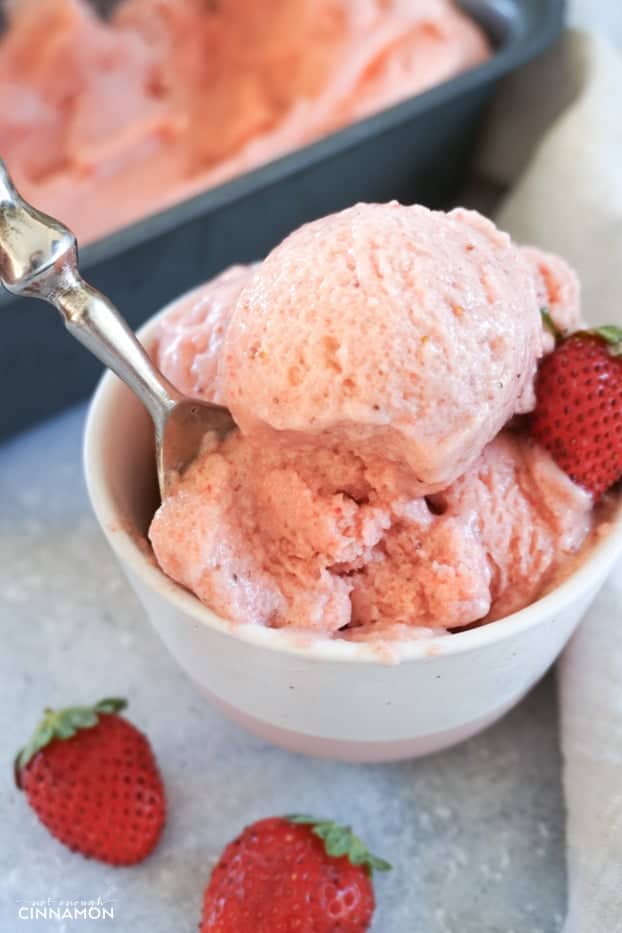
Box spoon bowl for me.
[157,397,235,497]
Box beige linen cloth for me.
[475,27,622,932]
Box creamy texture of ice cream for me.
[348,433,593,635]
[0,0,490,243]
[157,265,255,406]
[149,430,592,633]
[149,203,594,637]
[222,203,544,492]
[522,245,583,352]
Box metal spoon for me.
[0,160,236,499]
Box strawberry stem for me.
[14,697,127,787]
[540,307,561,340]
[286,814,392,874]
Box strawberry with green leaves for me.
[15,697,165,865]
[532,320,622,500]
[200,815,391,932]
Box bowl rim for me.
[83,287,622,665]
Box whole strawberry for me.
[15,697,165,865]
[531,324,622,499]
[200,815,391,932]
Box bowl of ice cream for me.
[84,203,622,762]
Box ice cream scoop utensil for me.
[0,160,235,498]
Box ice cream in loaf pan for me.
[0,0,490,242]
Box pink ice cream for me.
[347,433,592,636]
[222,203,544,492]
[0,0,490,243]
[157,265,255,406]
[521,245,583,351]
[149,203,593,637]
[150,430,592,633]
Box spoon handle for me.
[0,159,178,425]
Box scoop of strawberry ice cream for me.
[445,432,593,619]
[521,245,583,350]
[221,203,544,493]
[149,429,593,634]
[347,432,593,636]
[155,242,581,421]
[149,439,391,632]
[156,265,254,405]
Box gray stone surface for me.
[0,405,566,932]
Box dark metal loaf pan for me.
[0,0,563,440]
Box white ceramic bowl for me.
[84,295,622,763]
